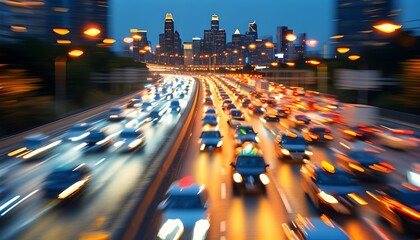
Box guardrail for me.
[110,78,200,240]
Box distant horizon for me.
[110,0,420,54]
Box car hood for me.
[236,167,266,175]
[282,144,308,151]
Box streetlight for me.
[84,27,101,37]
[348,55,361,61]
[285,33,297,42]
[306,60,327,93]
[373,22,402,33]
[337,47,350,54]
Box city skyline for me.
[110,0,419,53]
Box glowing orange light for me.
[249,44,256,50]
[285,33,297,42]
[133,34,142,40]
[306,39,318,47]
[285,62,295,67]
[68,50,84,57]
[330,35,344,39]
[306,60,321,65]
[373,22,402,33]
[102,38,116,44]
[53,28,70,35]
[348,55,361,61]
[321,161,335,173]
[56,40,71,44]
[123,37,133,43]
[84,27,101,37]
[337,47,350,54]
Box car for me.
[221,99,233,109]
[335,141,395,180]
[203,97,214,106]
[318,112,341,124]
[149,102,170,124]
[126,98,142,108]
[282,214,350,240]
[241,99,252,108]
[375,127,419,150]
[202,114,219,126]
[230,144,270,194]
[367,183,420,235]
[203,107,217,116]
[275,107,291,118]
[342,125,377,141]
[248,105,265,115]
[7,133,61,160]
[169,100,181,113]
[234,125,259,146]
[301,126,334,143]
[199,128,223,151]
[64,122,94,142]
[260,113,280,123]
[229,109,245,121]
[274,131,312,161]
[300,160,367,215]
[224,103,237,112]
[79,129,113,152]
[291,114,311,128]
[108,106,125,121]
[113,128,145,152]
[140,101,154,112]
[157,176,210,240]
[43,163,91,199]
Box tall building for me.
[335,0,397,53]
[247,21,258,40]
[131,29,150,62]
[158,13,183,65]
[203,14,226,65]
[192,37,202,65]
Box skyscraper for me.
[131,29,149,62]
[335,0,397,53]
[203,14,226,65]
[158,13,183,65]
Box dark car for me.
[108,106,125,121]
[127,98,142,108]
[43,164,91,199]
[335,142,395,180]
[282,214,350,240]
[8,133,60,160]
[291,114,311,128]
[81,129,113,152]
[342,125,377,141]
[241,99,252,108]
[229,109,245,121]
[249,105,265,115]
[64,123,94,142]
[234,125,259,146]
[225,103,237,112]
[274,131,312,161]
[301,160,367,215]
[230,144,270,194]
[113,128,145,152]
[169,100,181,113]
[301,126,334,143]
[367,183,420,235]
[199,128,223,151]
[276,107,291,118]
[202,114,219,126]
[261,113,280,123]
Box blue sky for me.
[109,0,420,52]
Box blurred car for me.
[301,126,334,143]
[64,122,94,142]
[80,129,113,153]
[367,183,420,235]
[169,100,181,113]
[276,107,291,118]
[7,133,61,160]
[274,131,312,161]
[107,106,125,121]
[248,105,265,115]
[203,107,217,116]
[224,103,237,112]
[157,176,210,240]
[300,160,367,215]
[335,142,395,180]
[260,113,280,123]
[241,99,252,108]
[375,127,419,150]
[229,109,245,121]
[203,97,214,106]
[221,99,233,109]
[140,101,153,112]
[282,214,350,240]
[342,125,377,141]
[227,119,242,129]
[43,163,91,199]
[230,144,270,194]
[291,114,311,128]
[318,112,341,124]
[199,128,223,151]
[234,125,259,146]
[126,98,142,108]
[113,128,145,152]
[202,114,219,126]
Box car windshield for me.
[281,136,307,145]
[236,156,266,168]
[231,110,242,116]
[316,171,357,186]
[87,132,106,141]
[166,195,204,209]
[237,127,255,135]
[205,108,216,114]
[200,131,221,138]
[119,130,140,138]
[170,101,179,106]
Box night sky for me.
[109,0,420,53]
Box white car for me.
[157,177,210,240]
[376,128,419,150]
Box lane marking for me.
[221,183,226,200]
[221,167,225,175]
[362,217,391,240]
[271,175,293,214]
[95,158,106,166]
[220,220,226,232]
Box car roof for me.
[296,216,350,240]
[167,180,206,196]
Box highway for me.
[0,73,419,240]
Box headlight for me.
[281,149,290,155]
[259,173,270,185]
[318,191,338,204]
[233,173,243,183]
[304,150,313,156]
[217,141,223,147]
[255,136,260,143]
[193,219,210,240]
[200,144,206,151]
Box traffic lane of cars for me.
[0,78,194,238]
